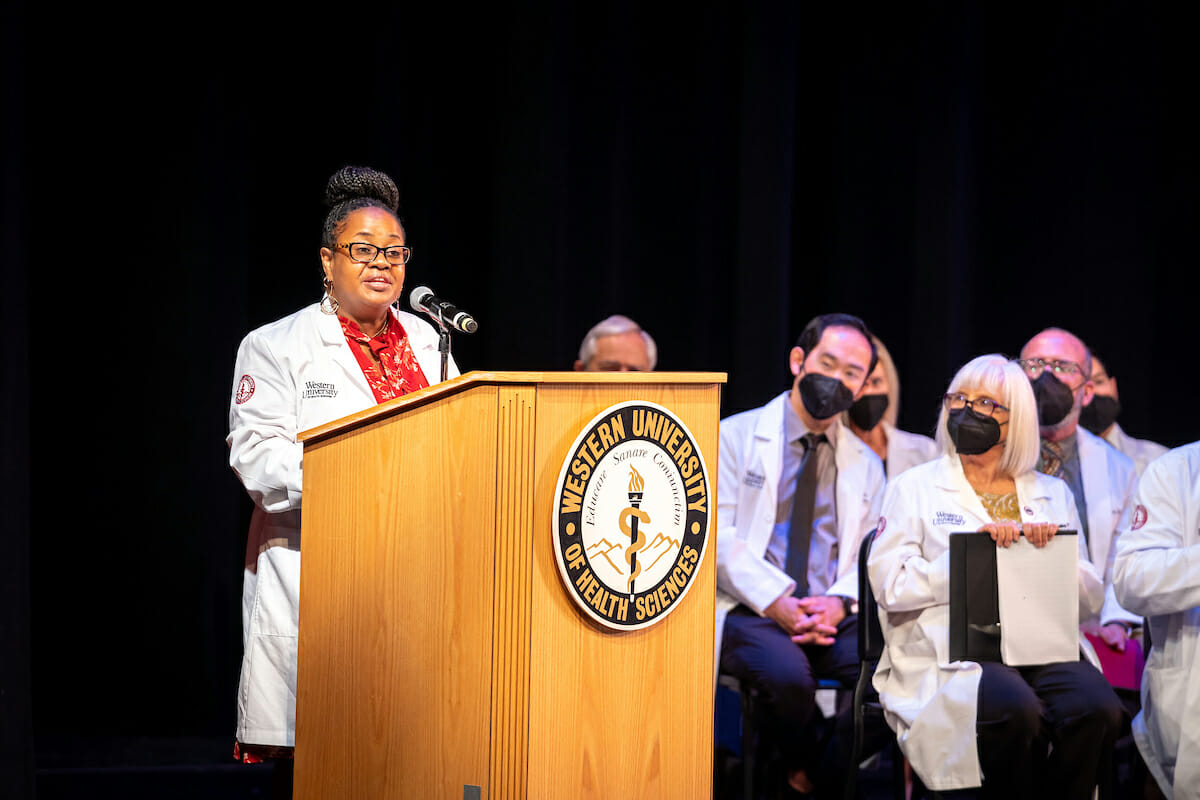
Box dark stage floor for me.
[33,725,1146,800]
[35,737,273,800]
[33,734,896,800]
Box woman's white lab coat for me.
[867,454,1104,791]
[880,421,940,481]
[1114,442,1200,800]
[227,302,456,747]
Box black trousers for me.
[719,604,860,786]
[942,659,1125,800]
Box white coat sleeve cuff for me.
[1099,584,1142,627]
[715,525,796,614]
[827,572,858,601]
[741,568,795,615]
[717,553,794,615]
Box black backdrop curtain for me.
[3,0,1195,783]
[3,2,34,792]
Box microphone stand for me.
[434,313,453,383]
[406,291,476,380]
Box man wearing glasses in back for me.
[1018,328,1140,656]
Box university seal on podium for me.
[552,401,710,630]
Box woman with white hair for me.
[867,354,1123,798]
[844,335,939,479]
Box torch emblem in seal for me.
[622,466,648,596]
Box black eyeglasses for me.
[336,242,412,266]
[943,392,1009,418]
[1017,358,1084,381]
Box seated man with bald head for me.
[574,315,657,372]
[1019,327,1140,654]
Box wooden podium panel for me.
[295,373,722,800]
[298,385,500,797]
[526,382,717,799]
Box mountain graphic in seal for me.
[586,531,681,583]
[586,537,626,574]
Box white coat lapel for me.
[750,393,786,517]
[1077,428,1112,569]
[404,313,446,382]
[314,305,376,398]
[831,419,867,542]
[933,455,992,528]
[1013,471,1056,523]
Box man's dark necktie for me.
[785,432,826,598]
[1037,438,1090,547]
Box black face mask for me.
[798,372,856,420]
[1079,395,1121,435]
[848,393,889,431]
[947,407,1003,455]
[1030,371,1076,426]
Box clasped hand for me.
[1081,619,1130,652]
[978,521,1058,548]
[765,593,843,646]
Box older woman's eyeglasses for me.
[1016,358,1083,381]
[943,393,1008,418]
[337,242,412,266]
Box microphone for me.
[409,286,479,334]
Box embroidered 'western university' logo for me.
[553,402,711,631]
[302,380,338,399]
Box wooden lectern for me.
[295,371,724,799]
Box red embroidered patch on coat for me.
[877,516,886,535]
[235,375,255,404]
[1131,504,1148,531]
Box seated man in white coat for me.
[1080,353,1169,476]
[1114,441,1200,800]
[717,313,886,796]
[1019,328,1139,654]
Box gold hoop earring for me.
[320,277,339,315]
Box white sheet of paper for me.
[996,535,1079,666]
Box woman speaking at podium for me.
[866,355,1122,799]
[226,166,457,778]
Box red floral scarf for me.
[338,312,430,402]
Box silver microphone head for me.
[409,285,435,313]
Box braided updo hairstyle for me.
[321,166,403,248]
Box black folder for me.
[948,530,1078,663]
